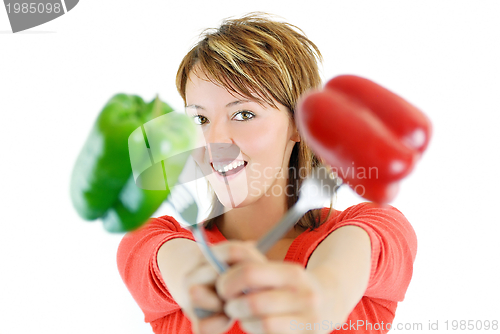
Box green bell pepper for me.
[70,94,195,232]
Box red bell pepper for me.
[296,75,432,203]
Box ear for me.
[290,119,301,142]
[291,128,301,142]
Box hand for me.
[212,241,334,334]
[158,238,233,334]
[185,257,236,334]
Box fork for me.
[167,183,228,273]
[256,165,342,254]
[167,183,228,319]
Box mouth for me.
[211,160,248,177]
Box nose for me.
[203,119,240,162]
[203,117,233,145]
[208,143,240,163]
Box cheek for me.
[235,121,290,157]
[236,122,291,186]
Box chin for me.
[218,187,270,210]
[211,185,248,209]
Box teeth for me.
[213,161,245,173]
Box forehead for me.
[185,65,275,107]
[187,70,233,95]
[186,67,247,100]
[184,65,292,119]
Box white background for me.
[1,1,499,333]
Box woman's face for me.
[185,68,300,208]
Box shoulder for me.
[129,215,188,235]
[320,202,408,224]
[294,203,417,267]
[323,202,416,257]
[313,203,417,301]
[318,202,415,243]
[117,215,194,265]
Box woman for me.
[117,13,417,334]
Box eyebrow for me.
[186,100,251,110]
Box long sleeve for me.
[116,216,195,322]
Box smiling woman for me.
[176,12,326,231]
[116,12,417,334]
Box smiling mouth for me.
[211,161,248,177]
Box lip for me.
[210,161,248,182]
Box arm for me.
[118,214,237,334]
[116,216,197,322]
[157,237,235,334]
[210,227,371,333]
[157,238,201,310]
[306,225,372,325]
[212,204,416,334]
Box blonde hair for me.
[176,12,332,230]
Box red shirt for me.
[117,203,417,333]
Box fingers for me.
[185,262,221,316]
[185,240,293,334]
[189,284,224,313]
[184,259,226,321]
[213,257,326,334]
[196,315,234,334]
[189,241,332,334]
[186,262,219,287]
[188,241,267,313]
[185,262,233,334]
[224,288,319,319]
[216,262,306,300]
[239,315,316,334]
[184,308,234,334]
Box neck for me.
[215,185,303,242]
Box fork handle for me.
[189,226,229,319]
[256,203,308,254]
[191,227,229,274]
[194,307,218,319]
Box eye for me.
[193,115,209,125]
[232,110,255,121]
